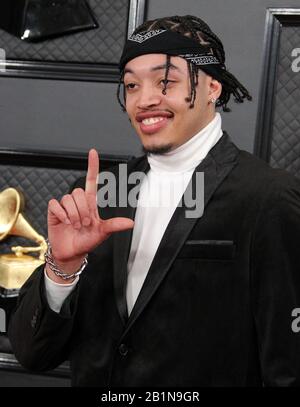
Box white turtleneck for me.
[126,113,223,314]
[44,113,223,313]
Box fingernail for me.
[82,217,91,226]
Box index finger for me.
[85,148,99,195]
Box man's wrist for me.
[45,263,78,284]
[44,239,88,283]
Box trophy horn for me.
[0,187,47,259]
[0,187,46,293]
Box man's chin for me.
[141,143,174,155]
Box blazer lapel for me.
[123,133,239,334]
[113,157,149,325]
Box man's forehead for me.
[124,54,186,75]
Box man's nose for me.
[137,85,162,109]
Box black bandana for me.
[119,29,226,79]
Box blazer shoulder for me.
[235,149,300,204]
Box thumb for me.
[102,217,134,235]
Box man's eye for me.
[160,79,175,87]
[125,83,136,90]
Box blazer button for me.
[31,315,37,328]
[119,343,128,356]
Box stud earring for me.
[210,97,216,104]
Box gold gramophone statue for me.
[0,187,47,294]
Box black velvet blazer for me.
[8,133,300,386]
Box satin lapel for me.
[123,133,239,334]
[113,157,149,325]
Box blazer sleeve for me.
[8,260,80,373]
[7,176,88,372]
[252,174,300,386]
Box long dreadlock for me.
[117,15,252,112]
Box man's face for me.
[123,53,219,154]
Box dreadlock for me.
[117,15,252,112]
[162,54,171,95]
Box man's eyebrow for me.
[150,63,182,73]
[124,63,182,75]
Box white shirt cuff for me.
[44,267,79,313]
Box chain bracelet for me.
[44,239,88,280]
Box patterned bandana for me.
[119,29,226,81]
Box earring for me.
[210,97,216,104]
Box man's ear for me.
[208,78,222,100]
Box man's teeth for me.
[142,117,165,125]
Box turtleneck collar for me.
[147,112,223,173]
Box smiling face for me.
[123,54,222,154]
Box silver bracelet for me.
[44,239,88,280]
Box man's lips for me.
[135,111,174,135]
[135,110,174,122]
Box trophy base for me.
[0,253,44,292]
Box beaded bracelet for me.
[44,239,88,280]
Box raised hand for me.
[46,149,134,281]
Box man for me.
[8,15,300,386]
